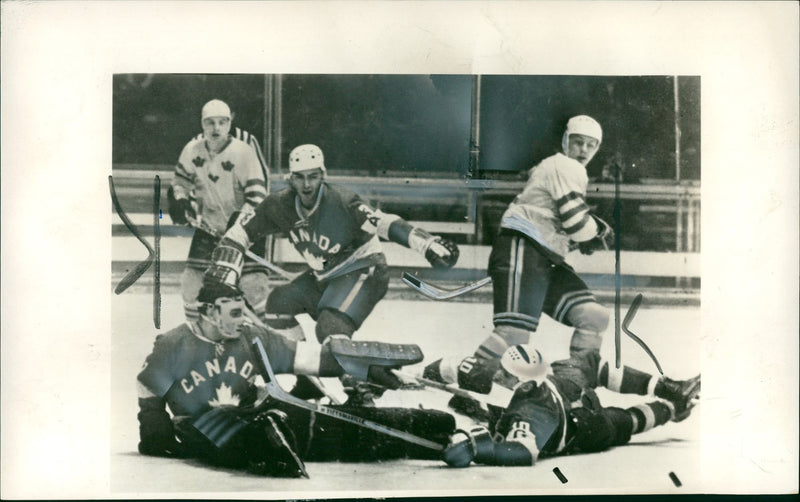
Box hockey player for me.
[448,115,614,417]
[137,260,455,477]
[437,345,701,467]
[214,143,460,403]
[167,99,270,323]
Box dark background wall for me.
[113,74,700,181]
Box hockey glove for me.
[443,426,495,467]
[366,365,404,390]
[425,237,460,269]
[578,215,614,255]
[137,397,190,458]
[456,356,500,394]
[167,186,196,226]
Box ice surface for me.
[112,292,703,496]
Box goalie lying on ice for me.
[136,276,455,477]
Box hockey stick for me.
[393,371,513,409]
[621,293,664,375]
[240,308,343,405]
[187,216,300,281]
[401,272,492,301]
[249,336,444,451]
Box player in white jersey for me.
[167,99,270,323]
[449,115,614,418]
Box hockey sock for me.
[599,360,659,396]
[627,401,672,434]
[474,325,530,361]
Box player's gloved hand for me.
[138,436,190,458]
[425,237,460,269]
[225,205,256,230]
[167,186,196,226]
[456,356,500,394]
[578,216,614,255]
[443,426,495,467]
[366,365,403,390]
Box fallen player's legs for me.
[565,400,675,454]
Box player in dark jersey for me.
[436,345,700,467]
[167,99,270,323]
[215,143,460,403]
[137,265,454,477]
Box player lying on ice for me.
[424,345,700,467]
[136,263,455,477]
[211,143,460,404]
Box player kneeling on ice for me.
[213,143,460,404]
[136,267,455,477]
[436,345,700,467]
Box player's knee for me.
[266,283,302,315]
[315,309,356,343]
[567,302,609,334]
[239,271,270,304]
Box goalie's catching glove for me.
[425,237,460,269]
[578,215,614,255]
[167,186,196,226]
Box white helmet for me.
[288,144,326,175]
[201,99,231,121]
[500,344,550,383]
[561,115,602,154]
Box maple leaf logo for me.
[208,383,241,407]
[192,156,206,167]
[208,173,220,183]
[221,161,234,172]
[300,248,326,270]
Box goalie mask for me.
[198,243,247,339]
[197,283,247,340]
[500,344,551,384]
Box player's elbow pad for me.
[490,441,537,466]
[570,214,599,243]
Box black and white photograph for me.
[2,1,798,500]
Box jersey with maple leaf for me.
[137,323,297,417]
[228,183,394,282]
[171,136,267,235]
[500,152,599,261]
[192,127,270,192]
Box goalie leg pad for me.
[303,407,455,462]
[329,337,423,381]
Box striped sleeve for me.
[234,128,270,192]
[547,160,598,242]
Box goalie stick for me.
[621,293,664,375]
[240,309,342,406]
[187,216,300,281]
[248,336,445,452]
[401,272,492,300]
